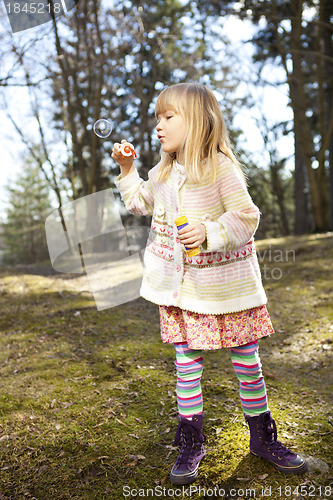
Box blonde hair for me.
[155,83,245,184]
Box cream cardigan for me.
[114,154,267,315]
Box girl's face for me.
[156,110,187,160]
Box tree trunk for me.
[270,161,290,235]
[294,129,311,234]
[270,0,330,232]
[289,0,329,231]
[314,0,331,229]
[321,0,333,229]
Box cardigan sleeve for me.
[202,160,260,252]
[114,165,158,216]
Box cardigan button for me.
[176,265,181,272]
[156,205,165,217]
[173,292,178,298]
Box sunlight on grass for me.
[0,234,332,499]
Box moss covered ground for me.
[0,233,332,499]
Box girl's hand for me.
[112,139,135,171]
[177,223,206,248]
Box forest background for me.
[0,0,332,265]
[0,2,332,498]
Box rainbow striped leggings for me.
[175,341,268,418]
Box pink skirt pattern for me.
[160,305,274,350]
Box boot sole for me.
[250,451,308,475]
[170,464,199,485]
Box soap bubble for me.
[93,119,113,138]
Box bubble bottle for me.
[174,216,201,258]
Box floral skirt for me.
[159,305,274,350]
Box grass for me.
[0,232,332,499]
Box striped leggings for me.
[175,341,268,418]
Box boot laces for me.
[174,421,205,467]
[262,416,295,459]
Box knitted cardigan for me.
[114,154,267,315]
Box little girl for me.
[112,83,307,485]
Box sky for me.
[0,12,294,218]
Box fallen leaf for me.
[126,460,138,467]
[115,417,127,426]
[90,456,109,463]
[161,476,168,486]
[37,465,48,476]
[263,369,276,379]
[281,432,295,439]
[0,435,11,442]
[257,473,268,480]
[165,445,179,451]
[128,454,146,461]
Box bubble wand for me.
[93,118,139,263]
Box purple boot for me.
[170,414,206,485]
[245,411,307,474]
